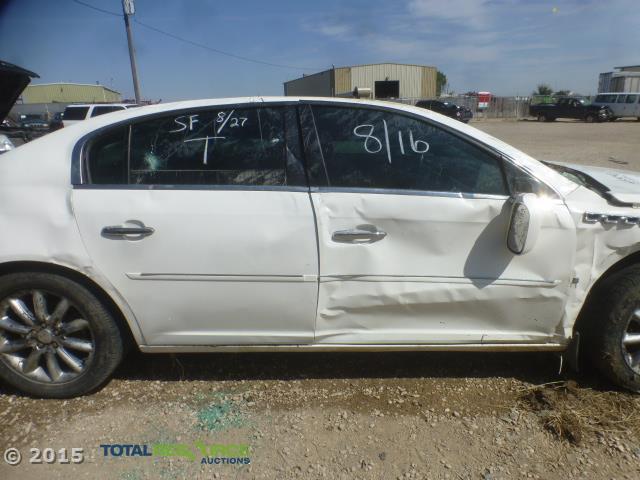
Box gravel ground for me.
[1,120,640,480]
[475,118,640,170]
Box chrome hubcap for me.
[622,309,640,375]
[0,290,94,383]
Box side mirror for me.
[507,193,541,255]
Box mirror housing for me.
[507,193,541,255]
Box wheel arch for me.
[574,250,640,335]
[0,260,143,349]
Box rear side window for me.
[83,106,305,187]
[63,106,89,121]
[85,126,128,184]
[91,106,125,117]
[309,106,507,195]
[129,107,287,185]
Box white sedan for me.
[1,97,640,398]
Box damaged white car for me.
[1,97,640,398]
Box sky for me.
[1,0,639,101]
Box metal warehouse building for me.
[598,65,640,93]
[21,83,122,104]
[284,63,437,99]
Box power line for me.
[133,19,321,71]
[71,0,322,71]
[71,0,121,17]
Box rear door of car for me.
[300,102,576,345]
[72,103,319,346]
[631,94,640,117]
[621,94,638,117]
[615,94,627,117]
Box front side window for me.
[617,95,627,103]
[310,106,507,195]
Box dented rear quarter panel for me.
[0,130,147,345]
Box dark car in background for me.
[529,97,613,123]
[19,113,49,130]
[49,111,64,131]
[415,99,473,123]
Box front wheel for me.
[0,272,125,398]
[585,114,596,123]
[585,265,640,392]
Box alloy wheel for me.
[0,290,94,383]
[622,309,640,375]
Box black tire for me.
[609,117,618,122]
[585,114,595,123]
[546,115,556,122]
[537,113,546,122]
[0,272,124,398]
[583,265,640,392]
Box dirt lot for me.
[476,118,640,170]
[2,120,640,480]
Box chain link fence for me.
[390,96,534,119]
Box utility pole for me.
[122,0,141,103]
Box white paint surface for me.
[1,97,640,351]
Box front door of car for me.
[564,100,577,118]
[300,104,576,345]
[72,105,318,346]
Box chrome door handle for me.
[332,228,387,244]
[101,226,155,237]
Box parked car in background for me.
[62,103,138,127]
[49,112,64,131]
[3,97,640,398]
[415,99,473,123]
[592,93,640,121]
[529,97,612,122]
[19,114,49,130]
